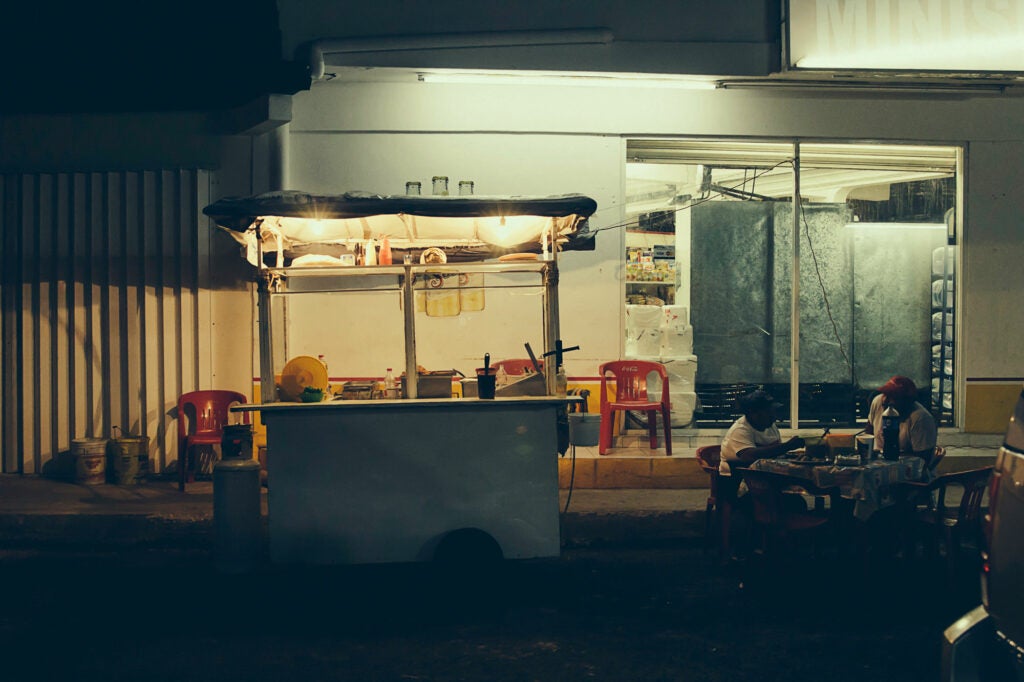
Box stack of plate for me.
[278,356,329,402]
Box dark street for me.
[0,540,978,681]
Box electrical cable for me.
[800,208,854,375]
[563,441,576,513]
[587,159,795,236]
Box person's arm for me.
[735,437,804,464]
[908,411,938,462]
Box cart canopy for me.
[204,190,598,267]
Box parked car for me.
[942,390,1024,681]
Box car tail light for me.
[984,453,1003,548]
[981,551,992,608]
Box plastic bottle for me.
[384,368,397,399]
[555,366,568,398]
[317,354,329,394]
[881,405,900,460]
[379,235,393,265]
[364,238,377,266]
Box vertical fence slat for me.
[163,171,181,465]
[89,173,105,438]
[196,171,213,384]
[178,171,198,393]
[0,175,17,472]
[71,173,89,443]
[55,174,71,458]
[142,171,166,470]
[123,172,143,438]
[23,175,39,472]
[36,173,55,470]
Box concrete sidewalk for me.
[0,475,710,551]
[0,435,997,552]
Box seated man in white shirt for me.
[715,390,806,559]
[719,389,804,478]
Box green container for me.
[109,431,149,485]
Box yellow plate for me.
[279,355,329,401]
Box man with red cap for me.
[865,376,938,464]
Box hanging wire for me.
[800,207,854,375]
[587,158,795,236]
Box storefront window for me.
[625,140,959,428]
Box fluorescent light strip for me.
[418,70,717,90]
[845,222,945,230]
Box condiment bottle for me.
[364,238,377,266]
[881,406,900,460]
[379,235,393,265]
[384,368,397,399]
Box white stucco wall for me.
[286,80,1024,390]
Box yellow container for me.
[825,433,857,457]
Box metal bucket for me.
[569,413,601,447]
[109,429,148,485]
[72,438,107,485]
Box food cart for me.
[203,191,597,565]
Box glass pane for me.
[797,166,955,428]
[626,155,797,428]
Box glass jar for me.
[458,180,474,196]
[432,176,449,196]
[405,181,422,195]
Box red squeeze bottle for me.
[379,235,393,265]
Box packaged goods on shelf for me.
[931,311,954,341]
[932,246,955,277]
[931,279,954,309]
[661,305,688,329]
[661,325,693,357]
[627,328,663,356]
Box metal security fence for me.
[0,170,213,475]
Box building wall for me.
[277,0,781,76]
[288,79,1024,429]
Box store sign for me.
[788,0,1024,71]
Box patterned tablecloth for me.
[747,456,927,521]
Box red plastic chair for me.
[598,360,672,456]
[177,390,249,491]
[695,445,723,551]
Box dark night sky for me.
[0,0,307,114]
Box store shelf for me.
[930,245,955,425]
[263,260,552,279]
